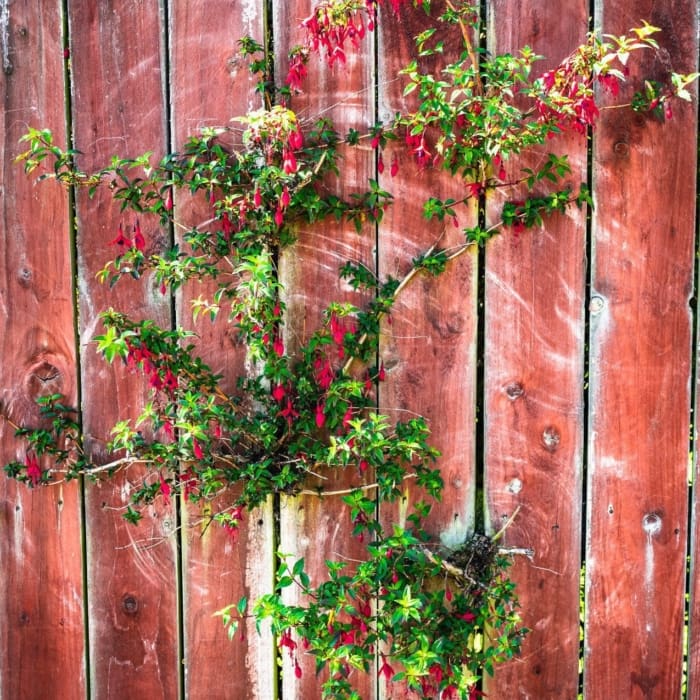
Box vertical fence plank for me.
[69,2,179,697]
[484,1,587,697]
[274,2,376,697]
[377,4,478,697]
[0,2,86,697]
[170,2,276,698]
[586,1,697,696]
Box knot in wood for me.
[121,594,139,615]
[541,426,561,451]
[505,382,524,400]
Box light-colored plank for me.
[274,2,377,697]
[169,2,276,698]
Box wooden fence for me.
[0,0,698,698]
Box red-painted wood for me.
[68,2,179,697]
[484,1,587,697]
[274,2,377,697]
[0,3,85,697]
[169,2,275,698]
[586,1,697,697]
[377,5,478,697]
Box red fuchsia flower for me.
[279,629,297,655]
[25,454,42,487]
[390,155,399,177]
[274,206,284,227]
[314,355,334,390]
[159,474,171,506]
[164,188,173,211]
[664,101,673,120]
[181,468,199,501]
[273,335,284,357]
[467,182,483,198]
[223,520,239,542]
[163,369,178,393]
[379,657,395,682]
[329,312,345,345]
[162,420,175,440]
[280,398,299,426]
[294,661,302,679]
[429,664,443,684]
[358,459,369,474]
[221,212,233,238]
[212,422,222,439]
[253,188,262,208]
[315,402,326,428]
[132,220,145,251]
[457,611,476,622]
[377,363,386,381]
[272,383,286,402]
[282,148,297,174]
[371,133,381,149]
[598,73,620,96]
[377,153,385,174]
[280,185,291,209]
[110,223,132,248]
[149,371,164,391]
[286,51,309,93]
[193,440,204,460]
[493,155,506,181]
[288,127,304,150]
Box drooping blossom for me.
[25,454,42,487]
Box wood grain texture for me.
[484,1,587,697]
[585,1,697,697]
[0,2,85,698]
[274,2,377,697]
[68,1,179,697]
[169,2,275,698]
[376,7,478,697]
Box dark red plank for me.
[169,2,275,697]
[68,2,179,697]
[484,1,587,697]
[586,1,697,697]
[0,2,85,697]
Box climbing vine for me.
[4,1,697,697]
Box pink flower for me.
[272,383,286,402]
[193,440,204,460]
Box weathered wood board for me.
[169,2,275,698]
[69,2,179,697]
[484,0,587,696]
[0,2,85,697]
[586,1,697,697]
